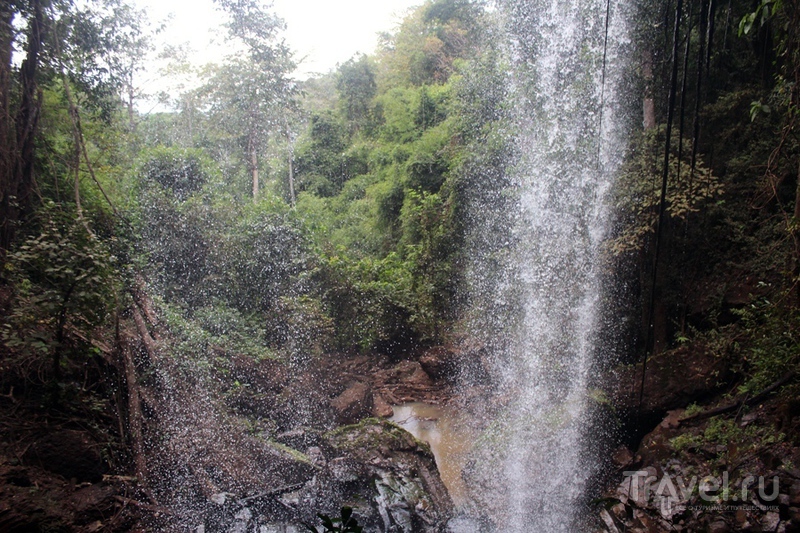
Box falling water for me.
[464,0,634,530]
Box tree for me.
[336,54,376,134]
[202,0,297,201]
[0,0,151,254]
[375,0,480,88]
[740,0,800,304]
[138,147,212,305]
[2,204,115,383]
[0,0,45,253]
[201,57,295,200]
[94,0,155,131]
[293,111,349,196]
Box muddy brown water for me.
[390,402,476,507]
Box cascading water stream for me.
[465,0,634,530]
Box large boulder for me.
[320,418,453,532]
[418,346,459,380]
[193,419,454,533]
[330,381,373,425]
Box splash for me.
[464,0,634,530]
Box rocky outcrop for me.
[601,463,800,533]
[371,392,394,418]
[372,360,442,405]
[417,338,493,386]
[191,419,453,532]
[321,418,453,531]
[124,300,457,531]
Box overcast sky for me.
[135,0,421,78]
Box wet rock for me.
[327,456,365,483]
[275,428,321,450]
[306,446,326,467]
[330,381,373,425]
[321,418,453,532]
[611,502,628,521]
[741,412,759,427]
[418,346,458,380]
[372,359,448,405]
[617,466,658,507]
[635,418,686,465]
[763,512,781,532]
[210,492,236,505]
[23,430,106,482]
[393,361,433,386]
[612,446,634,470]
[632,508,669,532]
[372,392,394,418]
[230,507,252,533]
[660,409,685,429]
[600,508,622,533]
[791,482,800,506]
[709,520,731,533]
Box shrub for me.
[2,205,116,381]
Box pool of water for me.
[390,402,475,507]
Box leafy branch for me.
[304,507,363,533]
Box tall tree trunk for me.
[643,50,656,130]
[127,82,136,132]
[14,0,43,219]
[251,147,259,201]
[288,146,295,207]
[2,0,44,251]
[795,158,800,306]
[0,3,13,257]
[247,133,260,201]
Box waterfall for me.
[464,0,634,530]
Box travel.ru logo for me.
[623,469,780,514]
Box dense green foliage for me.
[0,0,497,387]
[273,0,488,351]
[2,204,117,380]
